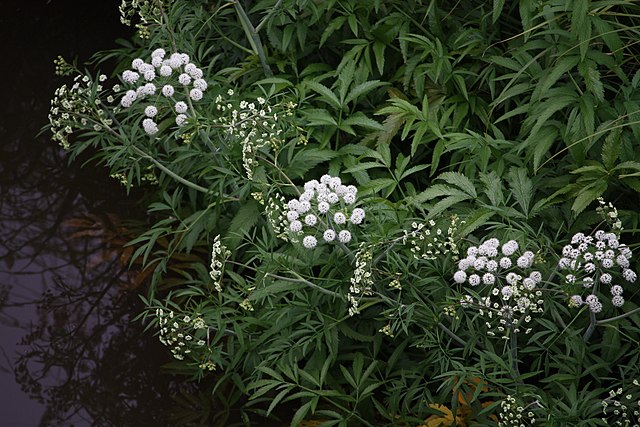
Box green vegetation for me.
[48,0,640,425]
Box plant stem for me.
[596,306,640,325]
[130,145,209,193]
[583,309,597,342]
[228,0,273,77]
[265,272,345,299]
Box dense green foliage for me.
[48,0,640,425]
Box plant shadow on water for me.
[0,1,184,425]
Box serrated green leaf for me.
[572,179,607,215]
[306,81,342,110]
[437,171,477,197]
[531,56,580,102]
[291,401,313,427]
[507,168,533,216]
[602,127,622,170]
[492,0,505,23]
[458,208,496,236]
[479,171,504,206]
[341,112,383,130]
[344,80,387,106]
[301,108,338,126]
[373,41,386,75]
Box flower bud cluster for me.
[284,174,364,249]
[119,0,171,38]
[214,91,294,180]
[118,48,208,135]
[455,238,544,338]
[402,215,461,260]
[264,193,289,241]
[155,307,209,362]
[596,197,623,231]
[349,243,374,316]
[498,395,538,427]
[49,71,110,150]
[559,230,635,313]
[210,235,231,292]
[601,379,640,425]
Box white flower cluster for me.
[455,238,544,337]
[559,230,635,313]
[264,194,289,241]
[284,174,364,249]
[402,215,461,260]
[49,72,110,150]
[498,395,538,427]
[155,307,208,361]
[210,235,231,292]
[214,91,294,180]
[596,197,623,231]
[349,244,374,316]
[119,48,208,135]
[119,0,171,38]
[601,379,640,425]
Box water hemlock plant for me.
[48,0,640,425]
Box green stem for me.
[228,0,273,77]
[265,272,345,299]
[130,145,210,194]
[596,306,640,325]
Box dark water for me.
[0,2,175,425]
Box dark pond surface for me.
[0,1,176,425]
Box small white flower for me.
[468,274,481,286]
[482,273,495,285]
[304,214,317,226]
[193,78,208,91]
[499,257,512,269]
[175,101,188,114]
[611,295,625,307]
[327,193,339,204]
[304,180,319,192]
[334,212,346,224]
[190,88,203,101]
[142,118,158,135]
[501,286,513,300]
[323,229,336,242]
[289,220,302,232]
[600,273,612,284]
[297,200,311,214]
[144,105,158,118]
[601,258,614,268]
[453,270,467,284]
[131,58,144,70]
[175,114,187,126]
[178,73,192,85]
[151,56,163,67]
[623,269,637,283]
[303,235,317,249]
[569,295,583,307]
[159,65,172,77]
[286,211,299,221]
[523,278,536,290]
[162,84,174,97]
[502,240,519,256]
[143,69,156,81]
[343,192,356,204]
[151,48,166,59]
[350,208,365,224]
[317,201,330,214]
[338,230,351,243]
[122,70,139,83]
[610,285,623,296]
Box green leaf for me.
[373,41,386,75]
[572,179,607,215]
[341,112,384,130]
[302,108,338,126]
[437,171,477,197]
[571,0,592,60]
[492,0,505,23]
[601,127,622,171]
[291,400,313,427]
[458,208,496,236]
[579,62,604,103]
[479,171,504,206]
[507,168,533,216]
[344,80,387,106]
[305,81,342,110]
[531,56,580,102]
[286,147,338,178]
[532,126,558,172]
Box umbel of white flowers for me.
[284,174,365,249]
[118,48,208,135]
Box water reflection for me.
[0,1,176,425]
